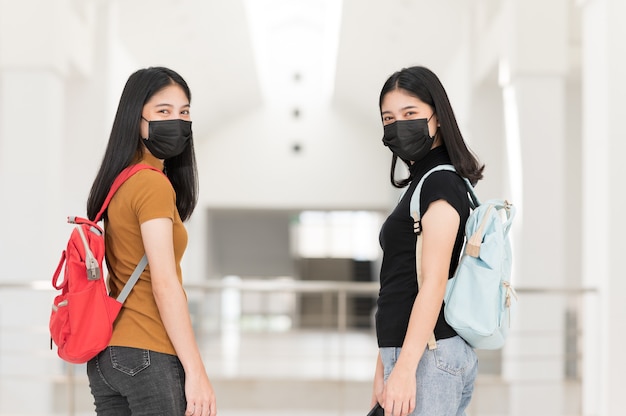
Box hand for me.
[383,366,416,416]
[184,371,217,416]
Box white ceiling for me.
[108,0,473,139]
[334,0,471,119]
[115,0,262,136]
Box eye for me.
[181,109,190,116]
[382,115,394,122]
[158,109,170,115]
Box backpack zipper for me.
[76,225,101,280]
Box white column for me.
[0,68,68,270]
[0,0,71,280]
[580,0,626,415]
[0,0,101,277]
[498,0,572,415]
[0,1,101,414]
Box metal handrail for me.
[2,279,597,333]
[0,279,596,415]
[0,279,599,293]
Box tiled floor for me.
[201,328,379,381]
[200,329,378,415]
[0,283,583,416]
[1,325,584,416]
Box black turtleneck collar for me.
[408,145,452,181]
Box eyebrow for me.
[381,105,419,115]
[154,103,190,108]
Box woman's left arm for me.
[382,200,460,416]
[141,218,216,416]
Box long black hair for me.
[379,66,484,188]
[87,67,198,221]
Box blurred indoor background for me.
[0,0,624,415]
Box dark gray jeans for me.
[87,346,186,416]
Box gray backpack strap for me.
[116,254,148,303]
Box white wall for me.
[195,104,392,211]
[1,0,626,414]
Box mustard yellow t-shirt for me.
[105,154,188,355]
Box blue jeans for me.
[380,336,478,416]
[87,346,186,416]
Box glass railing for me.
[0,280,596,416]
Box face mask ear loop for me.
[141,117,152,140]
[426,112,438,140]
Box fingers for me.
[384,400,413,416]
[185,402,216,416]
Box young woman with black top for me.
[371,66,482,416]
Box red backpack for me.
[49,164,161,363]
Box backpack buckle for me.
[411,212,422,235]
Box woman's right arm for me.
[382,200,459,416]
[141,218,217,416]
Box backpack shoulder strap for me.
[116,254,148,303]
[410,164,481,230]
[94,164,163,222]
[410,164,457,233]
[410,164,479,351]
[93,163,163,303]
[410,165,454,350]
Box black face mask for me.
[142,119,192,159]
[382,117,435,162]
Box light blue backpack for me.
[411,164,517,350]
